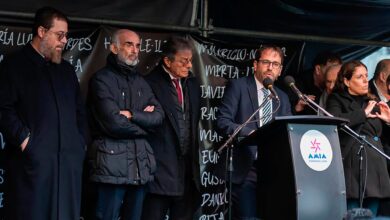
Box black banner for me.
[0,25,303,219]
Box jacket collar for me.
[106,53,138,77]
[24,43,52,67]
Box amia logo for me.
[300,130,333,171]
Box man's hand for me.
[20,136,29,152]
[143,105,155,112]
[120,110,132,119]
[294,95,315,112]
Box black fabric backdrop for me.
[0,0,195,26]
[0,25,303,219]
[0,1,389,219]
[0,0,388,71]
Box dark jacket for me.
[326,91,390,199]
[216,75,292,184]
[292,69,323,115]
[88,53,164,185]
[0,44,87,220]
[144,64,201,196]
[369,79,390,166]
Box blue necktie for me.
[261,88,272,126]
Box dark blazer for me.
[216,75,292,184]
[144,64,201,196]
[0,44,86,220]
[369,79,390,167]
[327,91,390,199]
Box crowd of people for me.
[0,6,390,220]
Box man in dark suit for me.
[216,45,292,219]
[294,51,342,115]
[0,7,86,220]
[369,59,390,103]
[369,59,390,217]
[141,36,201,220]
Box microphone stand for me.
[301,94,390,210]
[217,93,276,220]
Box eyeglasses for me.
[258,59,282,69]
[44,28,68,41]
[177,57,192,66]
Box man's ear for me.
[379,71,387,83]
[163,57,171,68]
[253,60,258,72]
[110,44,118,54]
[37,26,46,38]
[314,64,321,75]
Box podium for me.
[240,115,348,220]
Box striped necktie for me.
[261,87,272,126]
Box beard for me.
[118,53,139,66]
[40,36,63,64]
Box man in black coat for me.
[293,51,342,114]
[88,29,164,220]
[369,59,390,216]
[0,7,87,220]
[141,36,201,220]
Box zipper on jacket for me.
[122,91,126,109]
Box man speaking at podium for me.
[216,45,291,219]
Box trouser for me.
[231,165,259,220]
[95,183,145,220]
[141,181,200,220]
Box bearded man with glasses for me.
[0,6,87,220]
[216,45,292,219]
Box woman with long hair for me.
[326,60,390,216]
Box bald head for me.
[373,59,390,82]
[110,29,140,66]
[111,29,139,45]
[324,64,341,94]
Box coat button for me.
[110,150,114,154]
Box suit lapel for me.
[272,88,279,117]
[247,76,260,128]
[152,70,181,138]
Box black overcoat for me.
[326,91,390,199]
[0,44,86,220]
[144,64,200,196]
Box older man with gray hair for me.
[87,29,164,220]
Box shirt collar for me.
[373,80,388,102]
[254,75,265,90]
[162,65,179,81]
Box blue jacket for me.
[216,75,292,184]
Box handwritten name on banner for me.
[104,37,165,53]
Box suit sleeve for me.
[89,74,148,138]
[278,89,292,116]
[130,78,164,129]
[0,60,30,147]
[216,80,254,137]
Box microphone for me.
[263,77,279,100]
[284,75,304,99]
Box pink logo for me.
[310,139,321,153]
